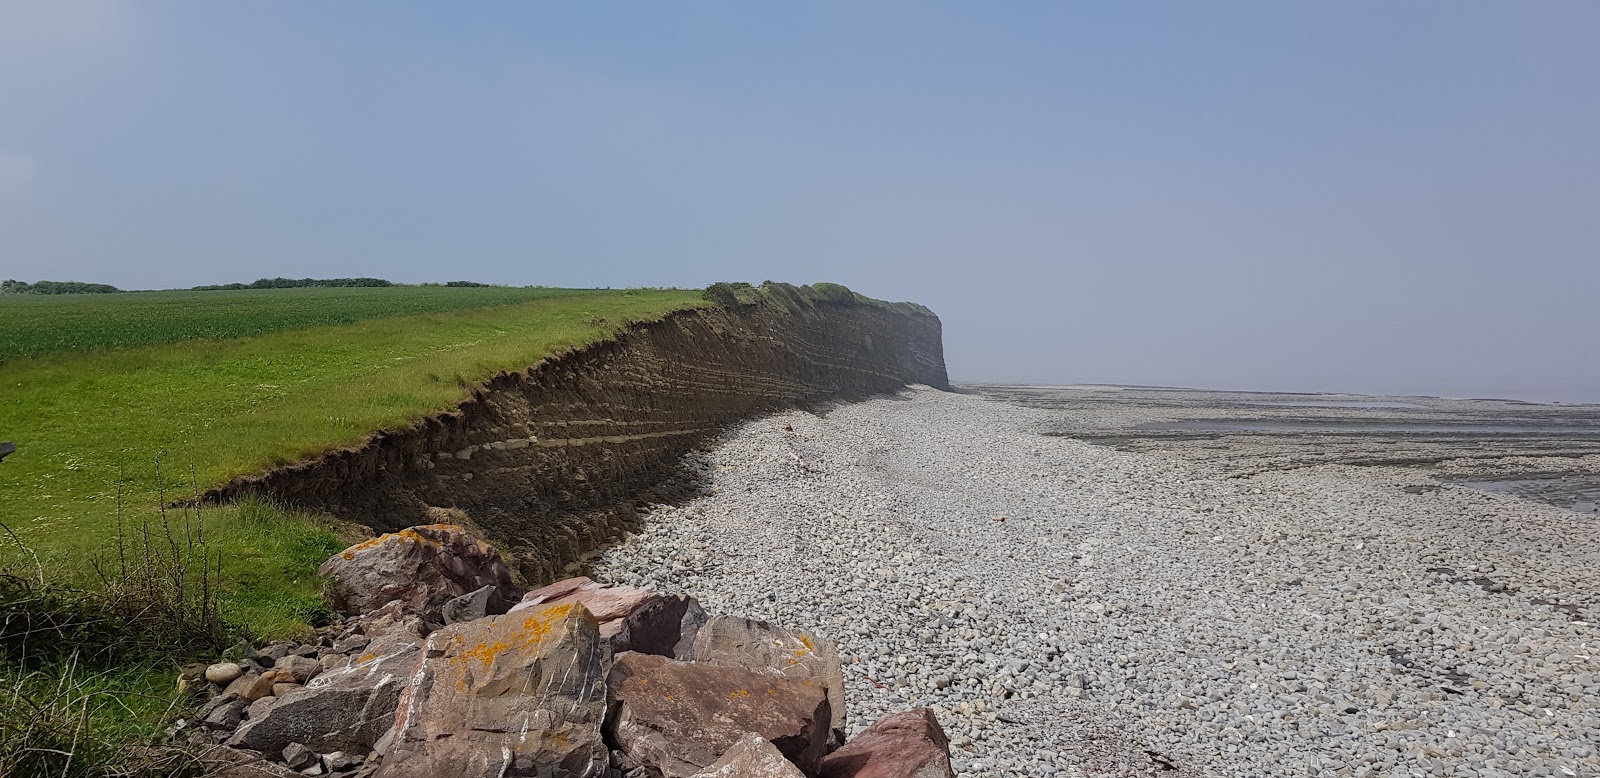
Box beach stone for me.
[376,602,609,778]
[689,733,807,778]
[203,696,248,732]
[245,670,296,702]
[207,662,245,685]
[228,632,421,756]
[275,655,322,684]
[194,744,304,777]
[324,751,363,772]
[283,742,319,771]
[679,615,846,747]
[606,651,831,778]
[318,523,518,618]
[818,708,955,778]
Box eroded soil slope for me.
[210,298,946,580]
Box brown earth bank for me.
[205,295,947,582]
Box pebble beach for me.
[594,386,1600,778]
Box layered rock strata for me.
[207,295,946,581]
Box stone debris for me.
[187,524,946,778]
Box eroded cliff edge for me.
[208,291,947,580]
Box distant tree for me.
[444,281,491,287]
[0,280,122,294]
[191,277,393,291]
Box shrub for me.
[192,277,392,291]
[702,282,748,307]
[0,280,123,295]
[810,282,857,304]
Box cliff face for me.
[210,297,947,580]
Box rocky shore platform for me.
[591,386,1600,777]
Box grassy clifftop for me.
[1,287,704,631]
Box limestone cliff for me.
[209,289,947,580]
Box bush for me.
[191,277,392,291]
[810,282,857,304]
[1,280,123,295]
[702,281,752,307]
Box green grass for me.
[0,286,704,636]
[0,285,602,362]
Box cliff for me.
[208,287,947,580]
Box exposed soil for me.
[206,299,947,582]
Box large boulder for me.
[376,602,610,778]
[607,651,831,778]
[513,577,707,656]
[690,734,807,778]
[817,709,955,778]
[228,631,422,756]
[678,616,846,748]
[318,523,518,618]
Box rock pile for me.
[186,523,954,778]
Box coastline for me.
[593,386,1600,777]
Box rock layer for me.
[208,294,947,581]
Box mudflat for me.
[596,385,1600,777]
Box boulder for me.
[689,734,807,778]
[817,709,955,778]
[607,651,831,778]
[228,632,422,756]
[439,584,510,625]
[515,575,594,607]
[679,616,846,748]
[318,523,518,618]
[512,577,706,656]
[376,602,610,778]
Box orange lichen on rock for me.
[447,602,583,676]
[337,526,450,560]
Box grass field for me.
[0,285,707,771]
[0,285,604,361]
[0,286,704,634]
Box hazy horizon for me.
[3,3,1596,403]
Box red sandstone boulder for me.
[318,523,519,618]
[606,651,831,778]
[513,577,708,656]
[690,733,807,778]
[376,602,610,778]
[228,631,422,756]
[817,709,955,778]
[679,615,846,748]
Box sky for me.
[2,3,1597,402]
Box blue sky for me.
[2,2,1596,401]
